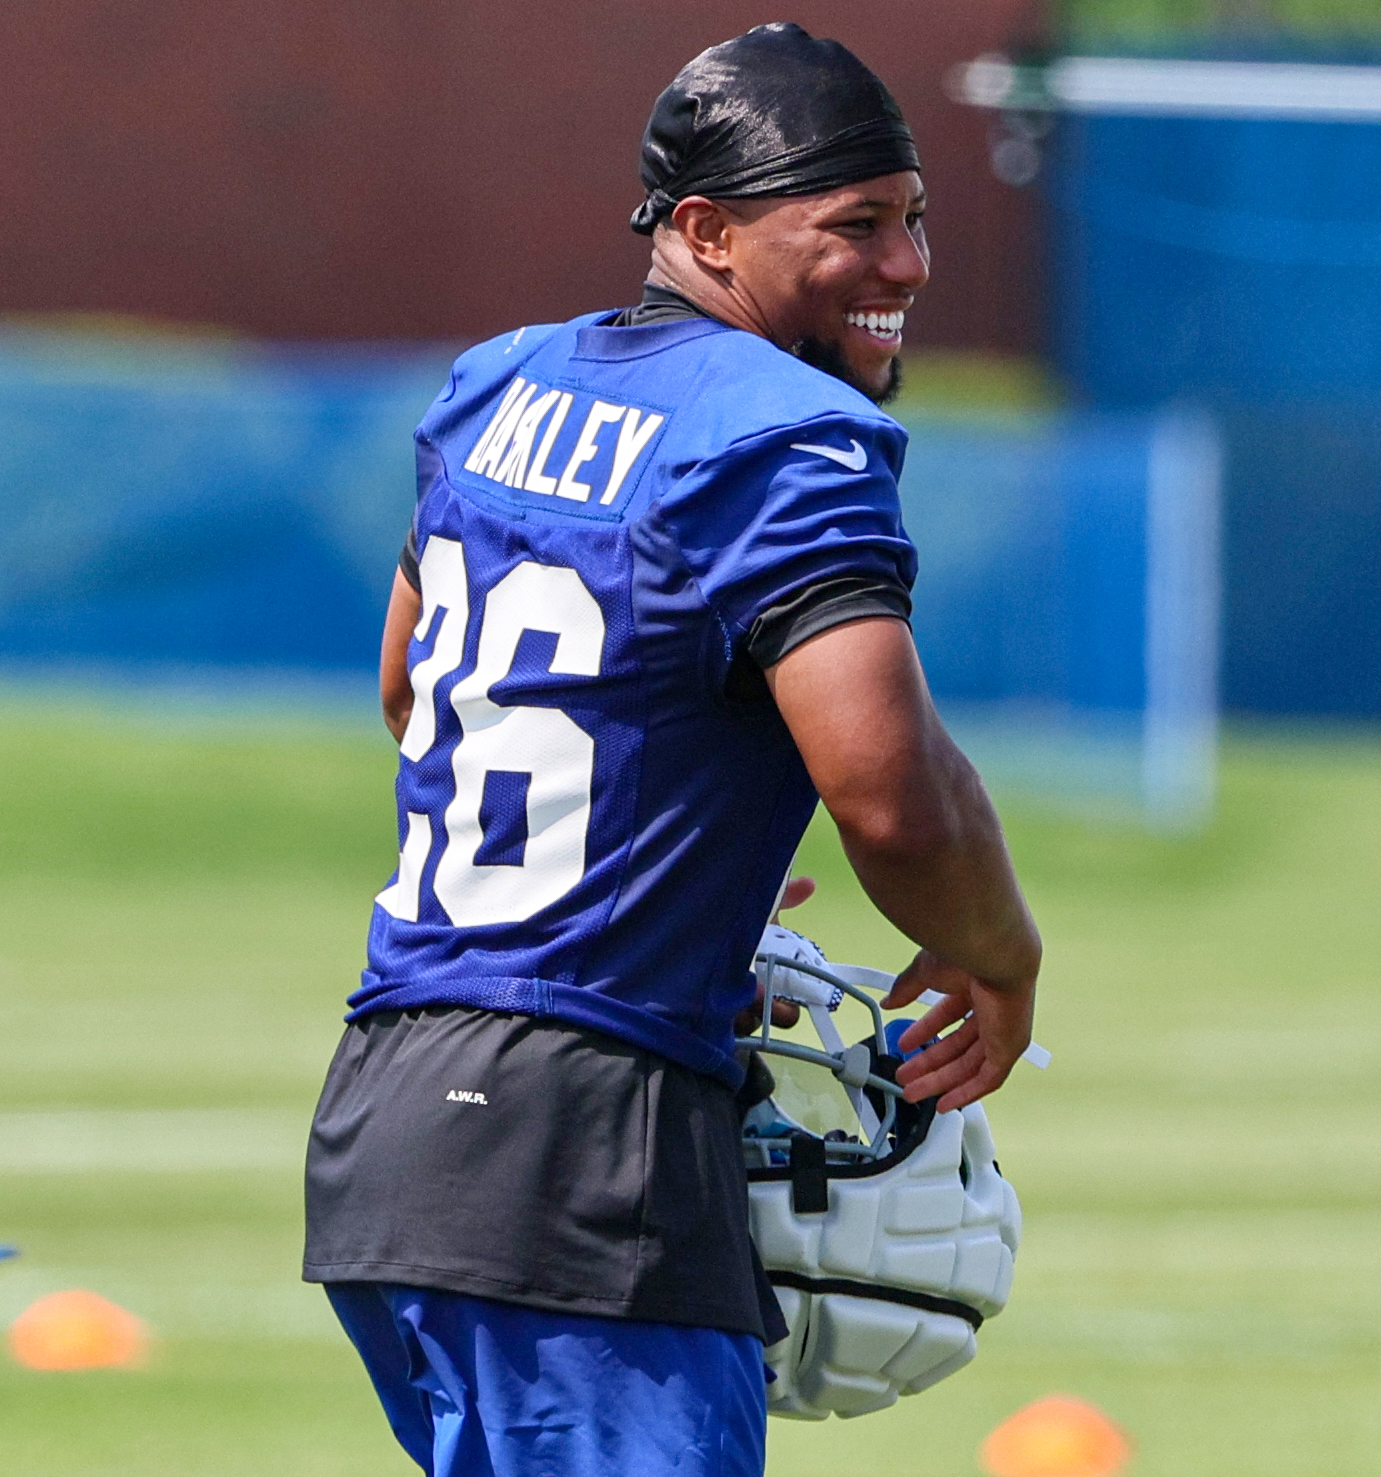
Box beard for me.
[792,336,902,406]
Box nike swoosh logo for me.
[789,438,868,472]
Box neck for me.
[646,236,773,342]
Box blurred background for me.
[0,2,1377,1474]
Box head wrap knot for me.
[631,22,921,235]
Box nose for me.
[882,220,930,291]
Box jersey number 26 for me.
[376,535,605,928]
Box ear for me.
[668,196,737,272]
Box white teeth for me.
[846,310,905,338]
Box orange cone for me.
[7,1290,150,1371]
[980,1395,1132,1477]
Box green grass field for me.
[0,692,1377,1475]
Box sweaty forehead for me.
[812,172,926,210]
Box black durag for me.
[630,22,920,235]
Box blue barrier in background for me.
[0,329,1220,823]
[0,331,451,672]
[1050,112,1381,406]
[898,409,1220,822]
[1047,103,1381,716]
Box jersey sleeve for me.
[398,524,421,592]
[744,573,912,668]
[658,412,917,667]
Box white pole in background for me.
[1142,410,1222,826]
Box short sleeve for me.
[657,413,917,658]
[398,524,421,592]
[745,574,912,668]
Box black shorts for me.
[303,1005,783,1342]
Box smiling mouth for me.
[844,309,905,342]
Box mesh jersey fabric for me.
[355,311,917,1089]
[397,287,914,664]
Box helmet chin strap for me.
[827,963,897,993]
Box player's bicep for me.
[381,569,422,742]
[763,615,963,851]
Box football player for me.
[304,23,1041,1477]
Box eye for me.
[905,210,926,232]
[834,216,877,237]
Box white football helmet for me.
[739,925,1030,1420]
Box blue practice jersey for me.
[351,313,917,1087]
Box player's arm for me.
[764,616,1041,1111]
[380,569,420,743]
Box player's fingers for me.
[734,981,802,1035]
[902,1047,984,1107]
[881,950,974,1011]
[965,994,1035,1078]
[895,1017,978,1085]
[880,949,936,1009]
[935,1057,1015,1113]
[768,996,801,1028]
[879,978,919,1011]
[899,1037,986,1104]
[777,876,816,913]
[897,993,970,1050]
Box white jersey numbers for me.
[399,536,470,763]
[437,561,602,926]
[377,536,606,928]
[373,811,432,923]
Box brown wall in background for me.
[0,2,1045,350]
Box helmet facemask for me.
[737,927,1023,1420]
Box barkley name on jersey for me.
[352,311,918,1088]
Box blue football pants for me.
[325,1282,768,1477]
